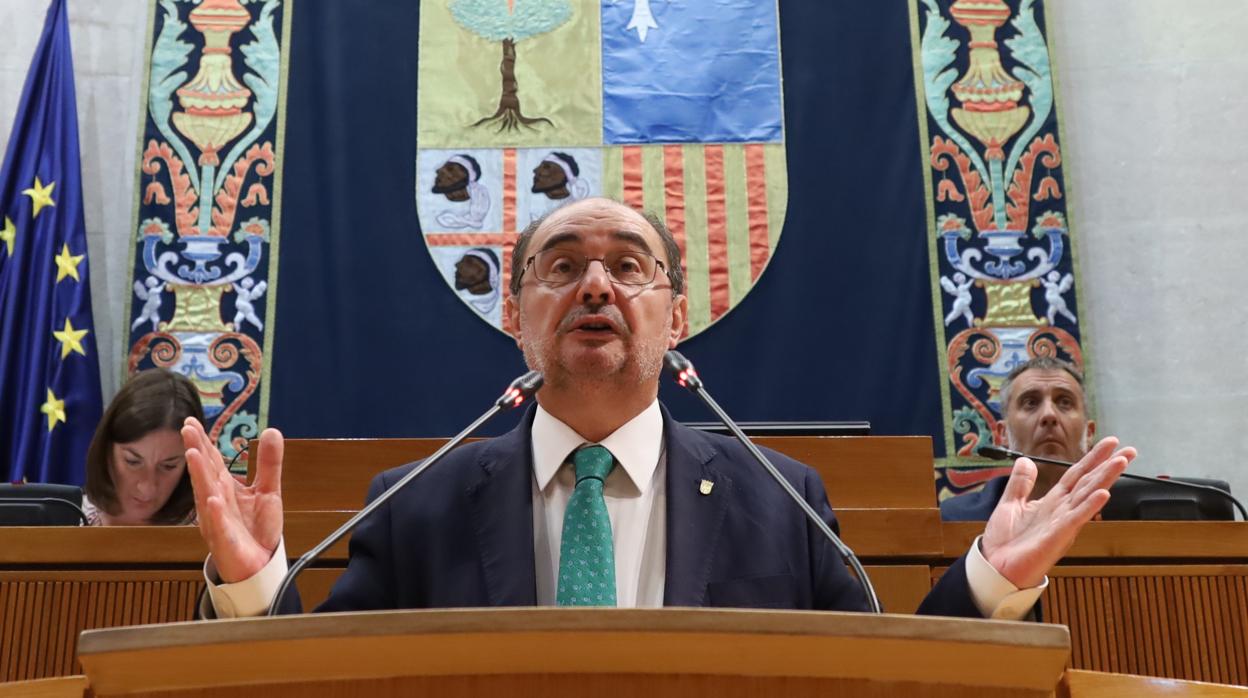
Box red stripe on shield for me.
[745,144,770,281]
[662,145,687,279]
[425,233,507,246]
[664,144,690,339]
[502,148,516,332]
[622,146,644,209]
[704,145,729,320]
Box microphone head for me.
[976,445,1015,461]
[496,370,544,409]
[664,350,692,372]
[663,350,702,390]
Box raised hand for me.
[181,417,285,583]
[981,436,1136,589]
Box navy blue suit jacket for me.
[306,405,981,616]
[940,476,1009,522]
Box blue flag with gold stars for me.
[0,0,103,486]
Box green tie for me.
[556,445,617,606]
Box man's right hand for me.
[182,417,285,584]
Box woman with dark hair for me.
[82,369,204,525]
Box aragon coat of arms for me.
[415,0,788,337]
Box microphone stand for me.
[266,371,544,616]
[664,351,882,613]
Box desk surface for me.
[5,519,1245,566]
[942,521,1248,561]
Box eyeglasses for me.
[520,248,669,287]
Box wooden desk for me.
[0,675,86,698]
[1060,669,1248,697]
[943,522,1248,686]
[261,434,940,512]
[0,517,347,683]
[263,435,946,557]
[943,521,1248,562]
[4,436,1246,686]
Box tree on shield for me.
[449,0,572,131]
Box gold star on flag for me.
[23,177,56,218]
[52,317,89,359]
[53,243,83,283]
[40,388,66,431]
[0,216,14,256]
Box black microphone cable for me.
[977,445,1247,521]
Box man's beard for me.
[1004,424,1089,460]
[520,303,669,388]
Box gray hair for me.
[508,198,685,297]
[997,356,1086,416]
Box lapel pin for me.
[699,479,714,496]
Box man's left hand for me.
[981,436,1136,589]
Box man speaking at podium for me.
[181,198,1135,620]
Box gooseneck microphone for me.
[976,445,1247,521]
[664,351,882,613]
[266,370,544,616]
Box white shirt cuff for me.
[202,538,289,618]
[965,535,1047,620]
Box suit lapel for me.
[662,411,730,606]
[466,409,538,606]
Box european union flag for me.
[0,0,103,486]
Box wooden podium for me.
[72,609,1070,697]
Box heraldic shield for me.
[416,0,787,336]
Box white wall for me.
[1048,0,1248,498]
[0,0,147,400]
[2,0,1246,498]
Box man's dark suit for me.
[306,405,982,616]
[941,476,1009,522]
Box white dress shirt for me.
[206,398,1044,618]
[531,400,667,607]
